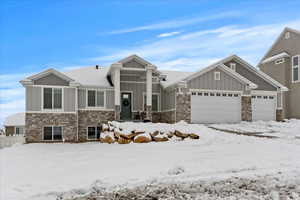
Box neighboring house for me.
[4,112,25,136]
[20,54,287,143]
[258,27,300,119]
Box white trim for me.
[214,71,221,80]
[292,55,300,83]
[29,84,77,88]
[142,92,160,111]
[189,89,243,94]
[275,58,284,65]
[42,126,64,141]
[160,109,176,112]
[26,111,76,114]
[78,108,114,111]
[120,81,160,84]
[86,89,106,109]
[229,62,236,71]
[86,126,101,140]
[261,52,290,64]
[26,68,74,82]
[285,31,290,39]
[251,90,277,96]
[41,86,64,112]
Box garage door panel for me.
[191,92,241,123]
[252,95,276,121]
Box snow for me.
[4,112,25,126]
[1,121,300,200]
[63,66,111,87]
[261,52,290,64]
[210,119,300,139]
[159,70,194,88]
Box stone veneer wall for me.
[78,110,115,141]
[160,110,176,123]
[276,109,284,122]
[25,113,77,143]
[241,96,252,121]
[175,88,191,123]
[152,112,161,123]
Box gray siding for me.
[161,88,175,111]
[123,60,145,69]
[120,71,159,82]
[78,89,86,109]
[106,90,115,109]
[121,82,160,111]
[26,86,42,111]
[64,88,76,112]
[224,60,277,91]
[187,67,246,91]
[34,74,69,86]
[259,29,300,118]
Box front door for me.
[121,92,132,120]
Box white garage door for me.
[191,91,241,123]
[252,95,276,121]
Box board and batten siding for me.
[33,74,69,86]
[120,82,160,111]
[64,88,76,112]
[26,86,42,111]
[78,88,115,110]
[187,68,246,91]
[161,88,176,111]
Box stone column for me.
[175,81,191,123]
[276,109,284,121]
[241,95,252,121]
[111,63,122,120]
[145,65,155,121]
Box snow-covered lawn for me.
[1,121,300,200]
[210,119,300,139]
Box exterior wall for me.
[64,88,76,112]
[33,74,69,86]
[78,110,115,141]
[26,86,42,111]
[123,60,145,69]
[120,82,160,111]
[5,126,14,136]
[25,113,77,142]
[77,88,115,110]
[224,60,277,91]
[187,67,246,91]
[241,96,252,121]
[160,110,176,123]
[175,88,191,123]
[161,88,176,111]
[259,29,300,119]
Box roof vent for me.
[95,65,99,69]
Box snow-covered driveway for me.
[1,121,300,200]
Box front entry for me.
[121,92,132,120]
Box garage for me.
[251,95,276,121]
[191,91,242,123]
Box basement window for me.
[87,127,101,140]
[43,126,63,141]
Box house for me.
[258,27,300,119]
[4,112,25,136]
[20,54,287,143]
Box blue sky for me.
[1,0,300,126]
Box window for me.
[275,58,284,65]
[285,32,290,39]
[229,63,236,71]
[197,92,202,96]
[192,92,196,95]
[87,90,105,107]
[292,55,299,82]
[210,93,215,96]
[204,93,209,96]
[144,94,160,111]
[87,127,101,140]
[43,126,63,141]
[15,127,20,135]
[214,71,220,80]
[43,88,62,110]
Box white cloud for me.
[157,31,181,38]
[110,11,241,34]
[91,19,300,71]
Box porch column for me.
[145,65,155,121]
[111,63,122,120]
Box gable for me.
[33,73,69,86]
[187,66,246,91]
[224,59,277,91]
[123,59,146,69]
[263,29,300,61]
